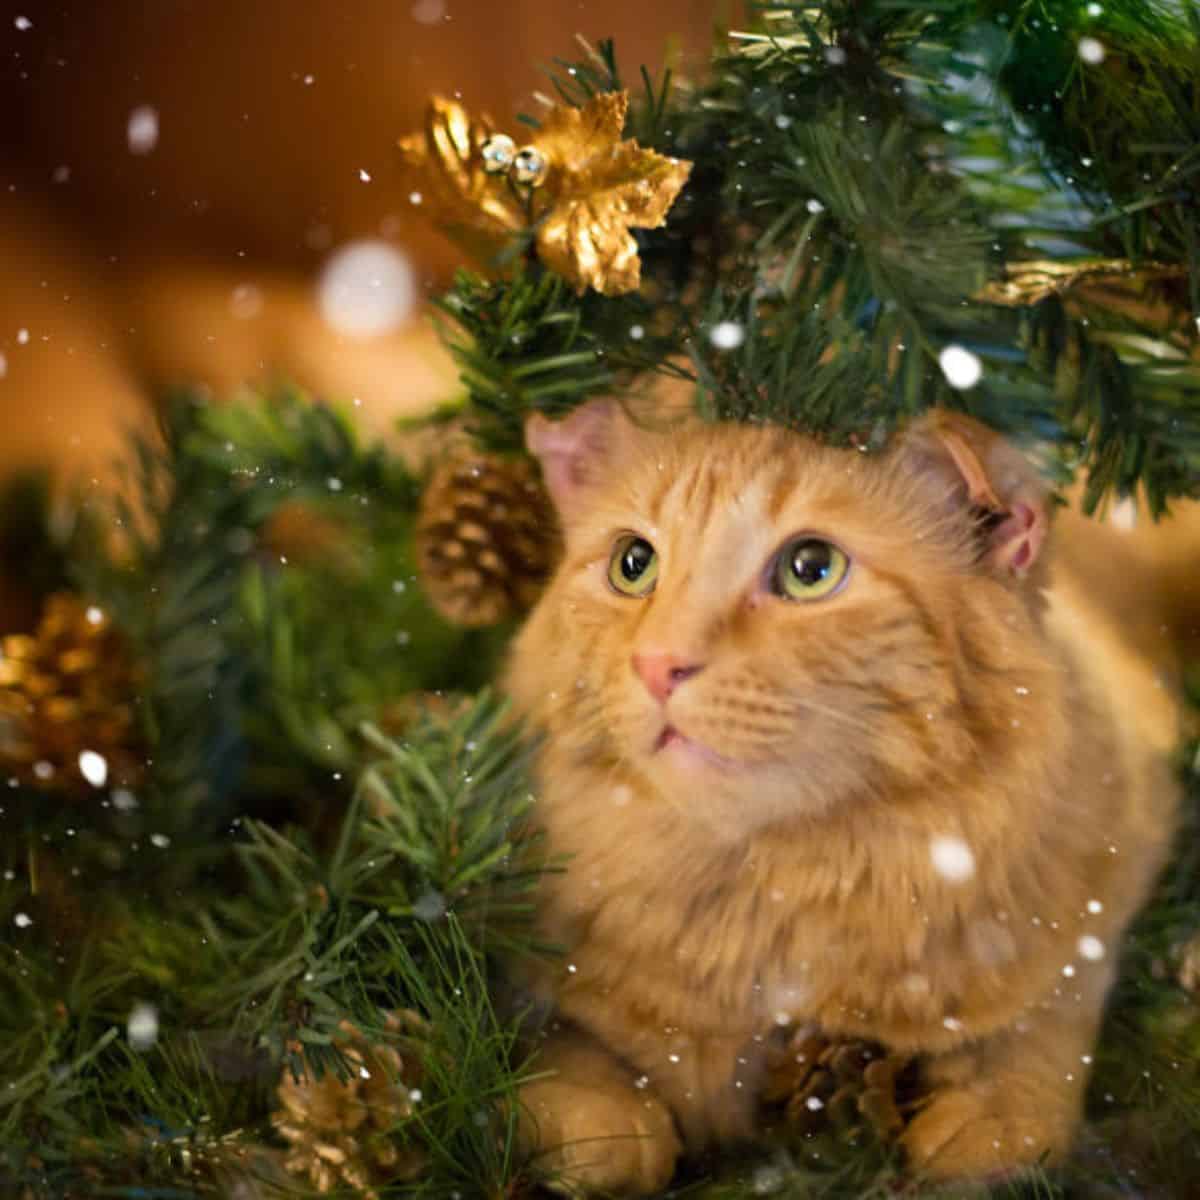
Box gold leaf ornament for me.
[398,91,692,295]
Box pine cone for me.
[0,593,143,794]
[273,1011,428,1197]
[762,1027,920,1146]
[415,447,560,627]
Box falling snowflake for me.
[1078,37,1106,64]
[930,835,976,883]
[127,105,160,155]
[709,321,746,351]
[317,241,416,338]
[1077,935,1105,961]
[78,750,108,788]
[127,1003,160,1050]
[938,345,983,389]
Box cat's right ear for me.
[525,399,621,520]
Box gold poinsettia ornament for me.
[398,90,692,295]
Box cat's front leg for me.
[901,973,1109,1182]
[517,1026,682,1196]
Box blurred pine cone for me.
[273,1011,428,1197]
[762,1027,920,1146]
[0,592,142,794]
[415,447,560,627]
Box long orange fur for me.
[503,403,1192,1193]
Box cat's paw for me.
[901,1087,1068,1183]
[517,1075,682,1196]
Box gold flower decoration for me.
[398,90,692,295]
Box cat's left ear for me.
[525,399,624,521]
[900,410,1050,578]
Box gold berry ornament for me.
[0,592,143,794]
[398,90,692,295]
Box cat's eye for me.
[607,535,659,597]
[772,537,849,601]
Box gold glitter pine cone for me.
[0,592,143,793]
[273,1011,429,1198]
[762,1027,921,1146]
[416,448,561,628]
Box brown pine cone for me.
[272,1010,428,1197]
[762,1027,920,1146]
[0,592,143,794]
[415,447,560,628]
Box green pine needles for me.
[436,0,1200,512]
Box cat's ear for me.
[525,399,623,520]
[900,410,1050,578]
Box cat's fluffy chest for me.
[525,760,1105,1055]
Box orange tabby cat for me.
[503,399,1194,1194]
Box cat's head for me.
[507,399,1053,836]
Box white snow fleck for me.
[774,114,792,130]
[14,912,32,928]
[1062,963,1077,978]
[1110,495,1137,531]
[112,789,138,812]
[78,750,108,788]
[1087,899,1104,915]
[752,1164,786,1195]
[127,106,160,155]
[326,476,343,492]
[709,321,745,351]
[805,1095,824,1110]
[150,833,171,849]
[408,1087,423,1102]
[229,283,264,320]
[358,167,372,182]
[359,1065,372,1079]
[629,324,645,340]
[805,197,825,214]
[17,329,29,345]
[824,46,847,66]
[1078,37,1106,64]
[930,835,976,883]
[411,0,446,22]
[0,352,6,380]
[938,344,983,389]
[409,190,423,205]
[412,889,446,921]
[943,1016,964,1032]
[668,1052,681,1063]
[33,760,54,780]
[303,73,315,86]
[85,605,104,625]
[14,15,32,31]
[1086,2,1102,14]
[317,240,416,338]
[127,1003,159,1050]
[1077,935,1105,961]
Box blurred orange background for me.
[0,0,724,489]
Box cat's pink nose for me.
[632,651,704,703]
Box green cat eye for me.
[773,537,848,601]
[608,535,659,597]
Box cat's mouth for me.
[653,724,734,770]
